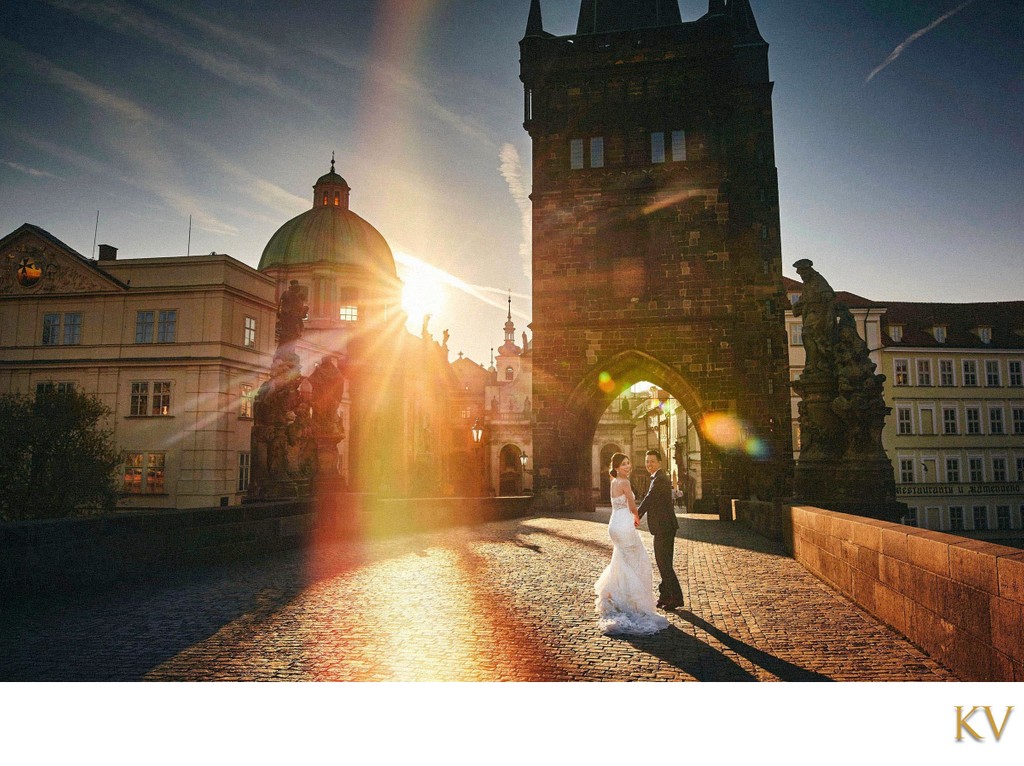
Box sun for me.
[400,263,446,331]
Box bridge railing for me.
[734,500,1024,681]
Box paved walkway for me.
[0,511,956,681]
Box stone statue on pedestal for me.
[791,260,903,520]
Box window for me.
[240,384,254,418]
[933,326,947,343]
[1013,408,1024,435]
[945,457,960,484]
[973,506,989,531]
[36,382,74,394]
[897,407,913,435]
[505,366,514,381]
[157,310,176,343]
[966,407,981,434]
[238,452,251,493]
[993,457,1007,483]
[949,507,964,532]
[790,324,803,346]
[130,381,171,416]
[904,507,917,527]
[63,313,82,345]
[900,459,915,483]
[978,327,992,344]
[963,360,978,387]
[42,313,81,345]
[152,382,171,416]
[889,325,903,342]
[942,408,958,435]
[339,306,358,322]
[894,359,910,386]
[997,506,1011,531]
[135,311,154,343]
[570,139,584,170]
[244,316,256,348]
[968,458,984,483]
[123,452,166,495]
[990,407,1004,435]
[671,130,686,161]
[590,137,604,168]
[985,360,1001,387]
[1009,360,1022,387]
[916,360,932,386]
[1018,457,1024,482]
[650,132,665,164]
[939,359,955,386]
[130,382,149,416]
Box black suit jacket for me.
[637,469,679,536]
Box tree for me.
[0,390,121,522]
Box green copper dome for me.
[258,205,397,275]
[258,162,397,276]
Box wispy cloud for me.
[499,143,532,279]
[0,38,308,237]
[39,0,322,112]
[3,161,58,179]
[866,1,975,83]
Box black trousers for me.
[652,532,683,602]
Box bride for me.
[594,453,670,635]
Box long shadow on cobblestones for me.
[613,625,757,681]
[675,610,833,681]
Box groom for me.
[637,449,684,610]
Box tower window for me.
[322,193,328,206]
[506,366,514,381]
[590,137,604,168]
[651,130,686,164]
[334,192,340,207]
[570,139,584,170]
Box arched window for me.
[506,366,514,381]
[322,193,328,206]
[334,191,340,206]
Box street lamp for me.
[471,418,483,445]
[519,452,528,469]
[471,418,485,495]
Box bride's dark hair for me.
[608,452,629,478]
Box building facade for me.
[0,224,276,509]
[521,0,792,512]
[784,277,1024,537]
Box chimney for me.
[98,244,117,261]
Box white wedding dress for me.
[594,493,670,635]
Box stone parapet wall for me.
[785,505,1024,681]
[0,495,534,602]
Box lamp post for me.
[471,418,485,496]
[519,452,530,495]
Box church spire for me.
[576,0,681,35]
[728,0,766,45]
[526,0,544,37]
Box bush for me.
[0,390,121,522]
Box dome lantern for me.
[313,152,351,210]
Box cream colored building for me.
[784,276,1024,536]
[0,223,276,509]
[881,302,1024,536]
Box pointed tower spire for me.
[526,0,544,37]
[728,0,766,45]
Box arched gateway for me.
[521,0,793,512]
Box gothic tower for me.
[521,0,792,510]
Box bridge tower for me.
[520,0,792,510]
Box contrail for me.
[394,250,531,321]
[499,143,532,279]
[866,0,975,83]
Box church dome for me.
[258,159,397,277]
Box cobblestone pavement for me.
[0,511,957,681]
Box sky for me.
[1,0,1022,366]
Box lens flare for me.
[701,413,745,451]
[744,436,772,459]
[598,371,616,394]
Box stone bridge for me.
[3,502,1019,682]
